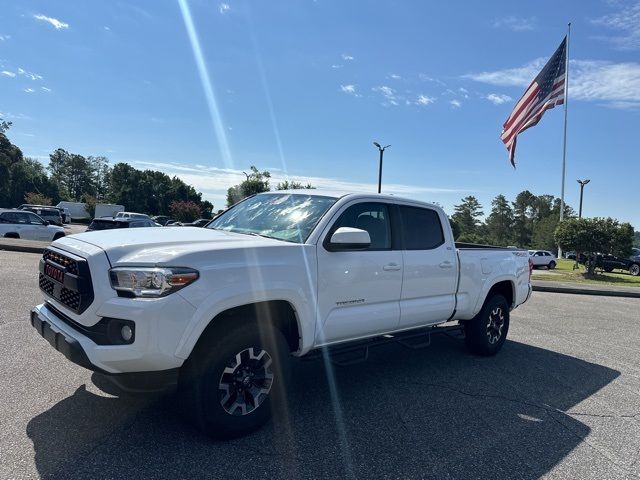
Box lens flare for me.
[178,0,233,169]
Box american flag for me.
[501,37,567,167]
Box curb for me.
[532,284,640,299]
[0,240,48,254]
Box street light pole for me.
[577,179,590,218]
[373,142,391,193]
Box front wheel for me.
[630,263,640,277]
[178,323,291,439]
[463,294,510,356]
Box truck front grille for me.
[38,248,94,314]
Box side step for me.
[304,322,465,366]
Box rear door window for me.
[398,205,445,250]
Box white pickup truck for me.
[31,191,532,438]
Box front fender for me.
[174,282,314,359]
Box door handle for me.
[383,263,402,271]
[439,261,453,269]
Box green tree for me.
[511,190,536,247]
[555,217,634,274]
[24,192,52,206]
[485,194,513,246]
[0,120,24,203]
[634,231,640,248]
[275,180,315,190]
[48,149,96,200]
[452,196,484,242]
[226,166,271,206]
[88,156,111,201]
[169,200,201,223]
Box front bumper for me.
[30,307,179,393]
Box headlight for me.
[109,267,199,298]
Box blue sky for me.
[1,0,639,227]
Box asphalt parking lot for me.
[2,250,640,480]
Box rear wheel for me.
[630,263,640,277]
[464,294,510,356]
[548,261,556,270]
[179,323,291,439]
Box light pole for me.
[577,179,590,218]
[373,142,391,194]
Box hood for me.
[60,227,286,264]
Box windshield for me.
[208,193,337,243]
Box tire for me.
[630,263,640,277]
[178,322,291,439]
[52,233,65,241]
[548,261,556,270]
[464,294,510,356]
[604,267,614,273]
[4,232,19,239]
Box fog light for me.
[121,325,133,342]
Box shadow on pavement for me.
[27,337,620,479]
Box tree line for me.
[450,193,574,250]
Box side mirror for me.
[327,227,371,251]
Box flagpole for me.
[558,22,570,258]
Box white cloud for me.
[591,2,640,50]
[418,74,447,86]
[17,68,43,81]
[129,161,469,207]
[340,84,360,97]
[331,64,343,69]
[463,58,546,87]
[33,14,69,30]
[41,86,52,92]
[486,93,512,105]
[1,70,16,78]
[389,73,401,80]
[466,58,640,108]
[0,35,10,41]
[492,15,537,32]
[104,26,111,31]
[416,94,435,106]
[219,3,231,14]
[23,88,35,93]
[341,53,354,61]
[450,99,462,108]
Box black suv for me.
[87,217,160,231]
[583,248,640,276]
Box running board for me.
[305,323,465,366]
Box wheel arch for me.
[184,300,302,361]
[4,232,20,239]
[474,279,515,316]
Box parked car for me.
[31,191,532,438]
[0,209,65,241]
[20,206,64,226]
[583,250,640,276]
[86,217,160,231]
[165,220,183,226]
[114,211,150,220]
[184,218,211,228]
[528,250,557,269]
[152,215,173,226]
